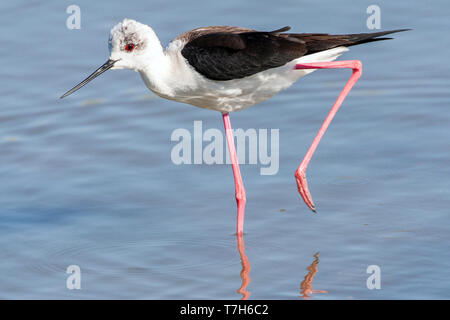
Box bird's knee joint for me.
[295,170,305,179]
[352,60,363,76]
[236,190,246,202]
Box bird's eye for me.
[125,43,135,52]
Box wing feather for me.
[179,27,409,81]
[181,30,306,80]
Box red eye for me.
[125,43,135,52]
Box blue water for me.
[1,0,449,299]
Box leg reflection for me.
[300,252,327,299]
[236,233,251,300]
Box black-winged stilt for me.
[61,19,408,235]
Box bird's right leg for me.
[222,112,246,235]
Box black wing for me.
[181,29,307,81]
[180,28,409,81]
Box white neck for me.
[137,37,202,100]
[138,48,174,97]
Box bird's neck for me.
[138,47,175,98]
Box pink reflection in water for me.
[300,252,327,299]
[236,234,251,300]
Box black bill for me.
[60,59,118,99]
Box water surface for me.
[0,0,449,299]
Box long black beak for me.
[60,59,118,99]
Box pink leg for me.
[223,112,246,235]
[294,60,362,212]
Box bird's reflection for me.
[236,233,251,300]
[299,252,327,299]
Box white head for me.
[108,19,163,71]
[61,19,164,98]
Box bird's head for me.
[60,19,162,99]
[108,18,162,71]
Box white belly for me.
[141,47,349,113]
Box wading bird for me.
[61,19,407,235]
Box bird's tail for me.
[343,29,411,46]
[284,29,410,55]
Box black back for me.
[181,28,408,81]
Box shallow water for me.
[1,1,450,299]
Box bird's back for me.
[158,26,407,112]
[176,26,408,81]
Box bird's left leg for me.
[294,60,362,212]
[222,112,246,235]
